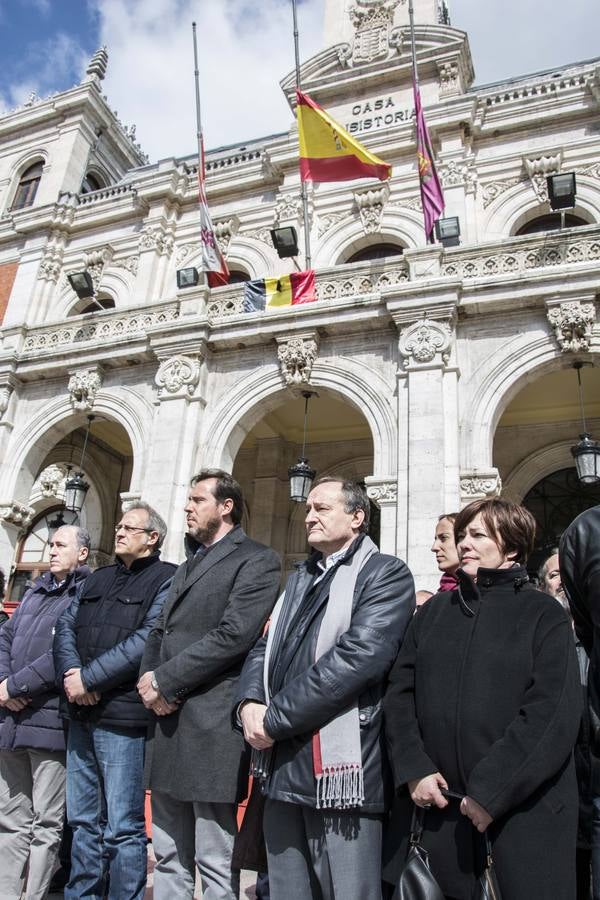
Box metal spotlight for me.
[547,173,576,211]
[176,267,200,289]
[68,271,95,299]
[271,227,299,259]
[435,216,461,248]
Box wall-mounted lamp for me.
[68,271,95,299]
[571,362,600,485]
[288,390,317,503]
[271,226,299,259]
[547,173,577,211]
[176,267,200,289]
[435,216,461,248]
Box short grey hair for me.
[124,501,167,548]
[54,525,91,550]
[311,476,370,534]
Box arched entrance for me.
[5,417,134,603]
[494,365,600,568]
[231,389,375,574]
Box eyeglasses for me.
[114,524,152,535]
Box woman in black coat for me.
[383,498,583,900]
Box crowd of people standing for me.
[0,468,598,900]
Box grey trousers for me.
[264,798,383,900]
[0,747,66,900]
[151,790,240,900]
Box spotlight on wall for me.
[68,271,95,299]
[435,216,461,248]
[64,415,94,515]
[271,226,299,259]
[288,390,317,503]
[176,267,200,289]
[571,362,600,485]
[547,173,577,211]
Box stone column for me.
[143,342,206,564]
[249,437,289,560]
[391,299,460,588]
[365,477,398,556]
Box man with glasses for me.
[54,502,176,900]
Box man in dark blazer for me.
[138,469,280,900]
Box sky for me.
[0,0,598,164]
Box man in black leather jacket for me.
[237,477,415,900]
[560,503,600,899]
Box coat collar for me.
[456,564,530,615]
[114,550,163,574]
[179,526,245,592]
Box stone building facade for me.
[0,0,599,597]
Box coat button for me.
[359,713,367,722]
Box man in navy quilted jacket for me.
[0,524,90,900]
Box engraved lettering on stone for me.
[155,355,200,398]
[277,337,318,386]
[547,300,595,352]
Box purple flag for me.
[413,83,445,241]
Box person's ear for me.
[79,546,89,563]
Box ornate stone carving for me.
[317,212,347,238]
[23,304,180,353]
[523,153,562,203]
[399,316,452,365]
[214,216,240,256]
[155,355,201,398]
[113,254,139,276]
[337,43,353,67]
[366,482,397,503]
[350,0,401,64]
[388,195,422,212]
[546,300,596,352]
[439,159,477,193]
[82,246,114,291]
[460,470,502,502]
[0,386,11,420]
[441,233,600,279]
[274,193,302,225]
[68,366,103,411]
[38,464,67,498]
[0,501,34,528]
[482,177,522,209]
[139,225,173,256]
[276,335,319,386]
[354,184,389,234]
[240,227,273,246]
[438,61,459,96]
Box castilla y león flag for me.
[413,83,445,240]
[197,139,229,288]
[243,270,316,312]
[296,89,391,183]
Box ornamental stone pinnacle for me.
[276,335,319,387]
[85,47,108,82]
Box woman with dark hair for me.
[431,513,460,591]
[384,498,582,900]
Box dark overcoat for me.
[140,526,280,803]
[383,566,582,900]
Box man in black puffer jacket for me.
[54,502,176,900]
[0,524,90,900]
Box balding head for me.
[49,525,90,581]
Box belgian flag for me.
[296,89,391,183]
[243,270,316,312]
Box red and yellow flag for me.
[296,90,391,183]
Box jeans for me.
[65,721,147,900]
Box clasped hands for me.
[0,677,31,712]
[240,701,274,750]
[63,668,100,705]
[136,671,179,717]
[408,772,493,833]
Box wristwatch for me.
[151,674,160,692]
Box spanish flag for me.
[243,270,316,312]
[296,89,391,183]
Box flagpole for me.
[292,0,312,268]
[192,22,204,181]
[408,0,419,90]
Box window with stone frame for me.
[10,160,44,210]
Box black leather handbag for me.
[392,799,503,900]
[391,806,445,900]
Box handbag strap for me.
[408,803,425,846]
